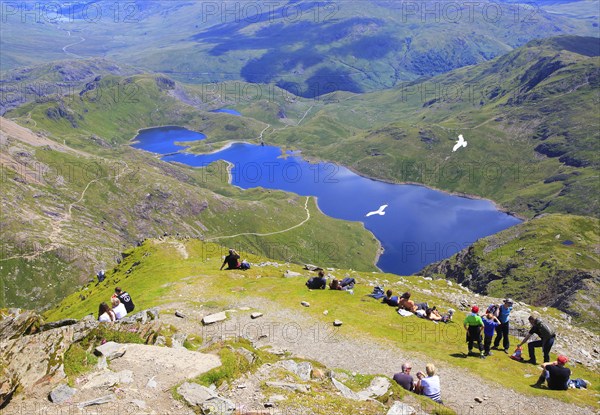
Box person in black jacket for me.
[535,355,571,390]
[518,315,556,364]
[114,287,135,313]
[220,249,241,270]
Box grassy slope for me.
[44,239,600,410]
[1,78,379,308]
[421,214,600,329]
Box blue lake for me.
[211,108,242,116]
[133,127,521,275]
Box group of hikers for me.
[97,287,135,322]
[216,254,586,403]
[305,270,356,291]
[380,289,454,323]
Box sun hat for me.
[471,306,479,313]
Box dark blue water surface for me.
[132,127,521,275]
[132,126,206,154]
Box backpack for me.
[486,304,498,315]
[240,260,250,270]
[368,286,385,299]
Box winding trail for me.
[0,159,134,263]
[204,196,311,241]
[61,29,85,58]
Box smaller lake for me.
[211,108,242,116]
[132,127,521,275]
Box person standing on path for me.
[518,315,556,364]
[492,298,513,353]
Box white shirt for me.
[113,303,128,320]
[99,312,113,322]
[421,375,441,402]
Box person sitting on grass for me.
[426,306,453,323]
[382,289,400,306]
[393,362,414,391]
[330,277,356,291]
[482,312,501,356]
[398,292,415,311]
[111,297,128,320]
[306,270,327,289]
[415,363,442,404]
[535,355,571,390]
[220,248,241,270]
[464,306,485,359]
[98,302,116,323]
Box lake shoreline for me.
[181,139,528,222]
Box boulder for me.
[333,320,343,327]
[177,382,235,415]
[387,401,417,415]
[171,333,187,348]
[202,312,227,325]
[301,301,310,307]
[82,370,133,390]
[357,376,390,400]
[250,312,263,319]
[94,341,127,360]
[331,378,360,400]
[279,360,312,381]
[49,384,76,404]
[284,270,302,278]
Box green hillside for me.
[1,90,379,309]
[421,214,600,329]
[43,238,600,410]
[254,36,600,218]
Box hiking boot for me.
[491,345,499,350]
[480,354,486,359]
[525,359,538,365]
[503,348,509,354]
[486,351,493,356]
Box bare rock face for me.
[0,308,100,406]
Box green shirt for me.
[464,313,483,327]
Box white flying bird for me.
[366,204,388,217]
[452,134,468,152]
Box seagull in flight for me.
[452,134,467,152]
[366,204,388,217]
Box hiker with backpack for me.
[492,298,513,353]
[463,306,485,359]
[518,314,556,364]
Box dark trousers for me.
[484,334,493,355]
[493,321,510,350]
[528,336,555,363]
[467,326,483,353]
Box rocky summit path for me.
[160,278,597,415]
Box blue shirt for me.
[498,305,512,323]
[482,317,499,337]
